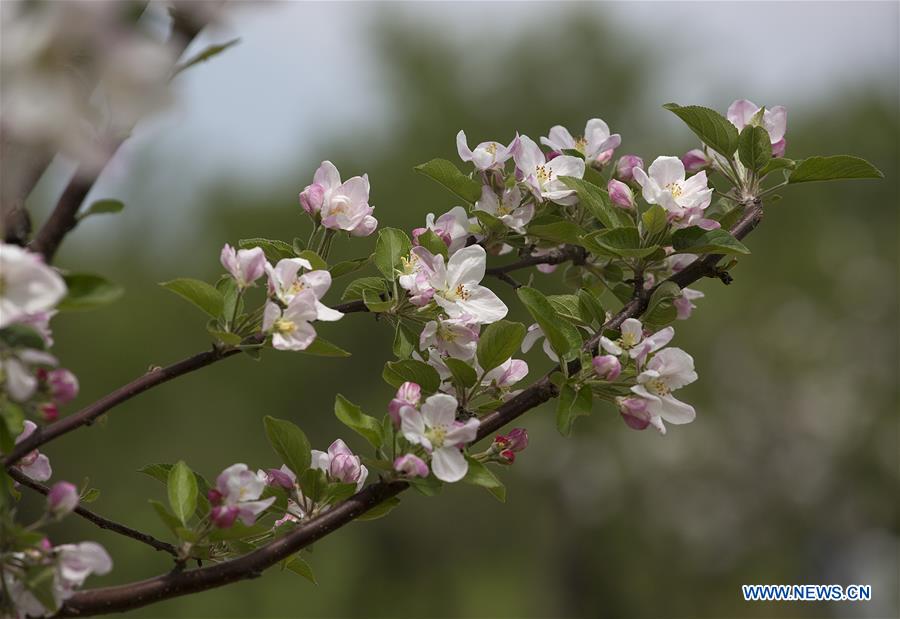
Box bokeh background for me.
[8,2,899,618]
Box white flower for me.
[414,206,471,255]
[262,292,318,351]
[311,161,378,236]
[266,258,342,322]
[428,245,507,324]
[397,247,439,307]
[631,348,698,434]
[521,323,559,362]
[0,243,66,329]
[2,348,57,402]
[512,135,585,205]
[400,394,479,482]
[474,185,534,233]
[482,358,529,396]
[540,118,621,165]
[420,317,480,360]
[633,156,713,223]
[456,130,516,171]
[55,542,113,597]
[600,318,673,366]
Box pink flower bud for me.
[47,368,78,405]
[615,155,643,183]
[265,468,295,490]
[206,488,224,506]
[47,481,79,517]
[389,382,421,427]
[393,454,428,477]
[220,244,266,288]
[592,355,622,380]
[681,149,710,174]
[595,148,615,166]
[329,454,364,485]
[607,179,635,210]
[210,505,240,528]
[618,397,651,431]
[505,428,529,452]
[39,402,58,422]
[299,183,325,216]
[39,538,52,552]
[771,138,786,158]
[499,449,516,464]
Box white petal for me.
[647,156,685,187]
[457,285,508,324]
[422,393,458,428]
[447,244,487,286]
[431,447,468,482]
[658,395,696,425]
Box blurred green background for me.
[17,2,899,618]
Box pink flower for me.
[264,467,295,490]
[299,183,325,216]
[47,481,79,517]
[47,368,78,405]
[681,149,710,174]
[615,155,644,183]
[607,179,635,210]
[401,394,479,482]
[483,358,529,390]
[14,421,51,481]
[393,454,429,478]
[413,206,470,255]
[312,439,368,489]
[262,292,319,351]
[456,130,517,171]
[674,288,704,320]
[592,355,622,381]
[494,427,529,456]
[389,382,421,427]
[726,99,787,156]
[209,463,275,528]
[617,396,652,431]
[220,243,266,288]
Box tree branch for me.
[57,201,766,617]
[8,468,178,558]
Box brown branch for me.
[485,245,582,276]
[57,201,766,617]
[8,468,178,557]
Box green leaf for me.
[342,277,387,301]
[787,155,884,184]
[462,457,506,502]
[295,250,328,271]
[298,337,351,357]
[357,495,401,521]
[329,257,370,279]
[374,228,412,281]
[0,325,46,351]
[576,288,606,325]
[737,125,771,172]
[167,461,198,526]
[80,199,124,218]
[208,522,270,542]
[663,103,739,158]
[477,320,527,372]
[642,281,682,329]
[392,319,417,359]
[444,357,478,389]
[526,220,587,245]
[758,157,795,177]
[0,402,25,447]
[517,286,581,360]
[671,226,750,255]
[283,555,317,583]
[556,384,592,436]
[416,229,449,259]
[159,278,223,317]
[363,289,393,313]
[414,158,482,203]
[547,294,587,325]
[263,416,312,477]
[239,238,296,263]
[582,228,658,258]
[559,176,625,229]
[472,210,507,236]
[334,394,383,449]
[641,205,668,239]
[58,274,124,311]
[382,359,441,394]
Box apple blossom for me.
[393,454,429,478]
[311,439,368,490]
[14,421,51,481]
[420,316,480,360]
[47,481,79,518]
[400,393,479,482]
[263,291,319,351]
[304,160,378,236]
[54,542,113,601]
[726,99,787,156]
[412,206,470,254]
[513,135,585,205]
[456,130,516,171]
[592,355,622,381]
[0,243,66,329]
[540,118,621,166]
[493,427,529,456]
[600,318,673,366]
[219,243,266,288]
[615,154,644,183]
[474,185,534,233]
[631,347,698,434]
[2,349,57,402]
[681,148,710,174]
[398,246,440,306]
[428,244,508,324]
[483,358,529,393]
[632,156,718,229]
[264,466,295,490]
[209,463,275,528]
[607,179,635,210]
[47,367,79,404]
[521,323,559,362]
[617,396,652,431]
[674,288,704,320]
[266,258,343,322]
[388,381,421,426]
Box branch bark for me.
[57,201,765,616]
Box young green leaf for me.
[559,176,627,229]
[582,228,659,258]
[758,157,795,178]
[556,384,592,436]
[341,277,387,302]
[356,495,401,521]
[295,250,328,271]
[298,337,351,357]
[263,416,312,477]
[641,205,668,239]
[526,220,588,245]
[476,320,527,372]
[159,278,223,317]
[737,125,771,172]
[517,287,581,360]
[787,155,884,184]
[167,460,198,526]
[283,555,317,584]
[80,199,125,219]
[58,274,124,311]
[416,229,449,259]
[414,158,482,203]
[444,357,478,389]
[239,238,296,263]
[329,257,370,279]
[663,103,739,158]
[462,457,506,502]
[383,359,442,394]
[334,394,383,449]
[374,228,412,281]
[671,226,750,255]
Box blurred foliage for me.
[17,8,897,619]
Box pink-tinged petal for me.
[47,481,79,517]
[350,215,378,237]
[545,155,585,179]
[456,130,474,162]
[400,406,427,446]
[726,99,758,130]
[431,447,468,482]
[20,453,52,481]
[765,106,787,143]
[445,417,479,446]
[658,395,696,425]
[394,454,429,477]
[327,439,353,458]
[284,290,318,323]
[512,135,545,174]
[456,285,508,324]
[421,393,458,429]
[771,138,786,158]
[647,156,685,187]
[273,321,316,351]
[592,355,622,380]
[447,244,487,286]
[299,270,331,299]
[262,302,281,332]
[237,496,277,525]
[615,155,644,182]
[607,179,635,209]
[313,160,341,191]
[541,124,576,151]
[599,336,623,356]
[299,182,325,216]
[681,149,710,174]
